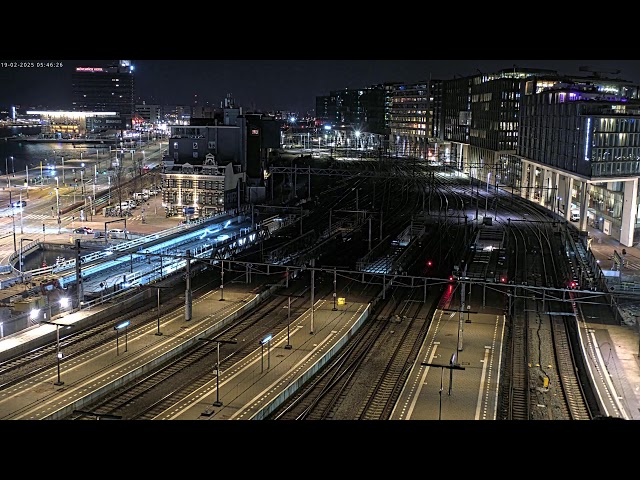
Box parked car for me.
[74,226,94,234]
[108,228,127,239]
[11,200,27,208]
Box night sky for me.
[1,59,640,115]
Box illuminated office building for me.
[71,60,135,129]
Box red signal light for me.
[427,260,433,267]
[501,277,507,283]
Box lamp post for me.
[24,166,29,199]
[80,163,85,195]
[11,214,16,252]
[421,360,465,420]
[197,337,237,414]
[42,297,70,386]
[333,266,337,311]
[19,189,24,234]
[156,287,161,335]
[114,320,130,356]
[93,164,97,207]
[285,296,292,349]
[5,156,9,187]
[55,176,61,233]
[259,334,273,373]
[19,237,33,284]
[219,260,224,301]
[45,320,64,386]
[55,176,59,212]
[61,156,65,185]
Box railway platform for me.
[578,225,640,420]
[0,278,373,420]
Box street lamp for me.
[19,237,33,284]
[219,260,225,301]
[114,320,130,356]
[24,165,29,199]
[80,163,85,196]
[197,337,237,414]
[11,214,16,252]
[421,360,465,420]
[42,297,70,386]
[155,287,162,335]
[55,176,61,232]
[259,334,273,373]
[18,189,24,234]
[285,296,292,349]
[93,164,97,208]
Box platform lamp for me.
[198,337,237,415]
[42,299,71,387]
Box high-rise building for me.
[71,60,135,128]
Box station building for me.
[161,97,281,217]
[438,67,640,247]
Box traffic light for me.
[426,260,433,268]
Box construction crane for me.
[579,65,621,77]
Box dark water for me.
[22,248,71,271]
[0,127,110,177]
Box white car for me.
[108,228,127,239]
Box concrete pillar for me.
[541,168,550,208]
[621,177,638,247]
[520,160,530,198]
[578,182,590,232]
[564,177,574,222]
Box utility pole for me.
[185,249,192,321]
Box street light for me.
[80,163,85,195]
[19,237,33,284]
[42,297,70,386]
[114,320,130,356]
[93,164,97,208]
[24,165,29,199]
[219,260,225,301]
[260,334,273,373]
[197,337,237,414]
[11,214,16,252]
[421,360,465,420]
[55,176,61,233]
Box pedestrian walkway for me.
[578,223,640,419]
